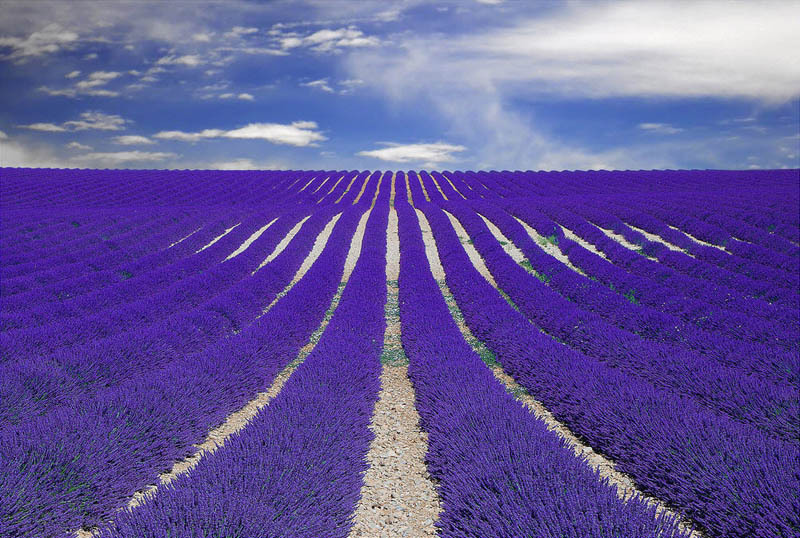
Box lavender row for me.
[0,206,335,429]
[0,211,223,321]
[620,196,799,280]
[567,199,800,317]
[101,200,387,538]
[419,200,799,538]
[596,197,799,305]
[0,205,366,538]
[501,201,799,384]
[394,198,689,537]
[0,210,179,282]
[526,200,799,352]
[641,194,799,256]
[0,212,216,318]
[444,200,797,440]
[469,200,799,387]
[0,212,271,360]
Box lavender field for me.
[1,167,798,538]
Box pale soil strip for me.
[253,216,311,274]
[668,225,730,253]
[311,174,333,194]
[296,175,318,192]
[350,208,441,538]
[428,174,449,201]
[439,173,467,199]
[76,207,372,538]
[405,174,414,205]
[259,213,343,316]
[335,173,360,204]
[389,173,397,206]
[416,173,432,202]
[167,227,201,248]
[224,217,279,261]
[351,173,373,205]
[442,211,497,287]
[626,223,694,257]
[415,211,703,538]
[195,222,240,253]
[513,216,587,275]
[593,224,655,258]
[442,172,473,198]
[318,174,345,203]
[560,225,609,261]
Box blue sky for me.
[0,0,798,171]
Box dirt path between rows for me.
[350,206,442,538]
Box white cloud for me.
[302,79,334,93]
[0,23,79,61]
[357,142,466,164]
[72,150,176,165]
[156,54,203,67]
[154,121,325,147]
[475,0,503,4]
[83,52,98,60]
[638,123,683,135]
[0,137,68,167]
[65,70,81,79]
[153,128,226,142]
[205,158,289,170]
[112,135,154,145]
[0,130,8,140]
[64,111,128,131]
[75,70,121,89]
[19,122,67,132]
[275,26,379,54]
[350,1,800,103]
[224,26,259,39]
[65,141,92,150]
[193,32,213,42]
[218,92,255,101]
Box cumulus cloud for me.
[154,121,326,146]
[112,135,154,145]
[72,150,177,165]
[39,70,124,98]
[357,142,466,164]
[0,130,8,140]
[75,70,121,89]
[638,123,683,135]
[65,70,81,79]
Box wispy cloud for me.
[64,70,81,79]
[156,54,204,67]
[638,123,684,135]
[65,141,92,150]
[301,78,334,93]
[19,122,67,132]
[357,142,466,164]
[72,150,177,165]
[20,111,129,133]
[274,25,379,54]
[154,120,325,146]
[112,135,154,145]
[0,23,78,61]
[219,92,255,101]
